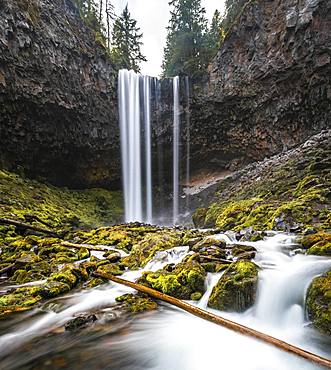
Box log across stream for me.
[0,233,330,369]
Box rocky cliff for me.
[188,0,331,175]
[0,0,120,188]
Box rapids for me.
[0,234,330,369]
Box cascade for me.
[172,76,180,224]
[184,76,191,210]
[118,69,183,225]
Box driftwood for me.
[0,218,58,237]
[61,241,114,252]
[94,272,331,369]
[0,263,15,275]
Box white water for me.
[118,70,143,222]
[1,234,330,369]
[173,76,180,224]
[118,70,182,225]
[185,75,191,211]
[143,75,153,224]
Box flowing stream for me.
[0,234,330,369]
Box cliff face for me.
[189,0,331,174]
[0,0,120,188]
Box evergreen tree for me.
[110,5,147,72]
[162,0,210,78]
[207,10,225,58]
[73,0,114,48]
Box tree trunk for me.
[94,272,331,369]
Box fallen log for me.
[94,272,331,369]
[61,241,115,253]
[0,218,58,237]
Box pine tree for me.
[207,10,225,58]
[110,5,147,72]
[162,0,209,78]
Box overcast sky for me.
[112,0,226,77]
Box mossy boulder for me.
[0,286,43,314]
[232,245,257,260]
[115,293,158,313]
[190,236,226,252]
[140,260,206,300]
[192,208,208,228]
[123,232,182,269]
[306,270,331,335]
[298,232,331,256]
[208,261,259,312]
[49,265,88,288]
[96,262,125,276]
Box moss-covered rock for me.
[192,136,331,232]
[0,286,43,314]
[190,236,226,252]
[115,293,158,313]
[208,261,259,312]
[306,270,331,335]
[123,231,182,269]
[96,262,125,276]
[0,170,123,231]
[298,232,331,256]
[140,260,206,300]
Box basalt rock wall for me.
[0,0,120,188]
[188,0,331,174]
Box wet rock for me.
[190,236,226,252]
[298,232,331,256]
[306,270,331,335]
[104,251,121,263]
[115,293,157,313]
[123,231,182,269]
[232,245,257,260]
[96,262,125,276]
[65,314,97,331]
[140,260,206,300]
[208,261,259,312]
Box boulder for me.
[208,261,259,312]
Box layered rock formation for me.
[0,0,119,188]
[188,0,331,174]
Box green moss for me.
[208,261,258,312]
[123,231,182,269]
[96,262,124,276]
[0,170,123,231]
[140,260,206,300]
[298,232,331,249]
[115,293,157,313]
[307,241,331,256]
[192,208,208,228]
[306,270,331,335]
[192,140,331,232]
[0,286,43,314]
[49,265,88,288]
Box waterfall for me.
[173,76,180,224]
[118,69,143,222]
[185,76,191,210]
[143,75,153,224]
[118,69,181,225]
